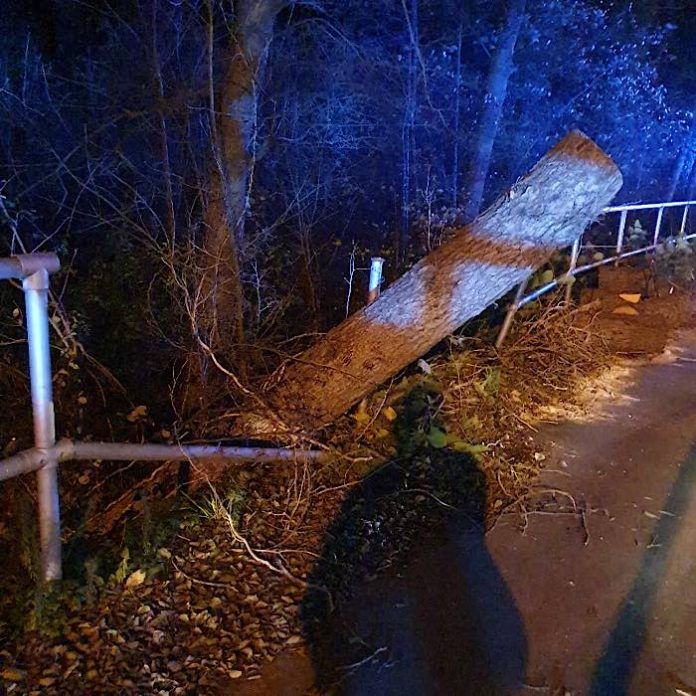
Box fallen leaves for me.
[383,406,397,422]
[9,476,324,694]
[126,405,148,423]
[612,305,639,316]
[0,667,25,682]
[125,569,147,588]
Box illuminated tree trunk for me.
[463,0,526,221]
[201,0,286,377]
[667,113,696,202]
[243,132,622,435]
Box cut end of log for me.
[552,130,623,175]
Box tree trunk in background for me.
[687,160,696,201]
[667,112,696,202]
[151,0,176,245]
[201,171,246,372]
[463,0,526,221]
[242,131,622,436]
[400,0,419,261]
[451,17,464,208]
[201,0,285,378]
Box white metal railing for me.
[1,202,692,580]
[496,200,696,348]
[0,252,390,584]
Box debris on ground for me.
[1,273,693,695]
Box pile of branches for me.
[324,298,614,519]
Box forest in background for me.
[1,0,695,431]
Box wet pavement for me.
[489,328,696,695]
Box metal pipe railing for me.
[0,439,329,483]
[0,253,60,281]
[0,254,63,581]
[495,276,530,350]
[24,267,61,580]
[0,253,329,583]
[603,200,696,213]
[496,200,696,348]
[3,200,695,579]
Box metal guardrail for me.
[0,254,327,582]
[496,200,696,349]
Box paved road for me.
[489,328,696,695]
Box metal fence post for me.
[564,238,581,304]
[615,209,628,262]
[496,276,529,350]
[679,204,689,237]
[23,269,61,582]
[367,257,384,305]
[653,206,664,245]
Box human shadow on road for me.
[590,448,696,695]
[301,389,527,695]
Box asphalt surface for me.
[489,328,696,695]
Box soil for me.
[579,265,691,355]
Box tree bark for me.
[200,0,286,374]
[217,0,285,243]
[400,0,419,259]
[242,131,622,436]
[451,16,464,208]
[667,112,696,202]
[463,0,526,221]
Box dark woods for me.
[0,0,694,412]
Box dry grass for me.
[324,298,616,524]
[437,303,613,517]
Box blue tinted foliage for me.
[0,0,694,326]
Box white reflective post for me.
[23,269,61,581]
[367,257,385,305]
[679,205,689,237]
[653,206,664,245]
[616,209,628,258]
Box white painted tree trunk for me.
[241,131,623,436]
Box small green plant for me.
[113,547,130,584]
[476,366,501,398]
[655,235,696,283]
[426,424,488,458]
[193,484,248,528]
[627,218,648,251]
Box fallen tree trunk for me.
[246,131,622,435]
